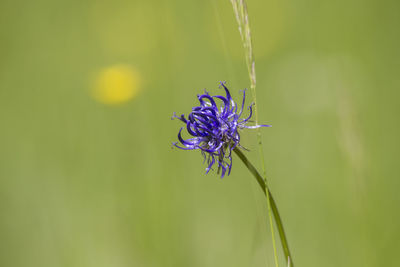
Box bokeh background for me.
[0,0,399,266]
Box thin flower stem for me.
[234,147,294,267]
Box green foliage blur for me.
[0,0,399,266]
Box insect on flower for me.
[172,81,270,178]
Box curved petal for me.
[218,160,227,178]
[198,94,217,108]
[239,103,253,123]
[219,81,232,102]
[238,89,246,117]
[178,128,201,146]
[205,155,216,174]
[231,99,237,114]
[174,143,196,150]
[192,111,218,123]
[191,116,213,131]
[213,95,229,115]
[186,121,198,136]
[202,107,218,117]
[188,113,195,123]
[227,157,233,176]
[192,123,209,137]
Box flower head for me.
[172,81,270,178]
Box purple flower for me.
[172,81,270,178]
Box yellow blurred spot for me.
[92,64,141,105]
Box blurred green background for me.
[0,0,399,266]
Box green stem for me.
[234,147,294,267]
